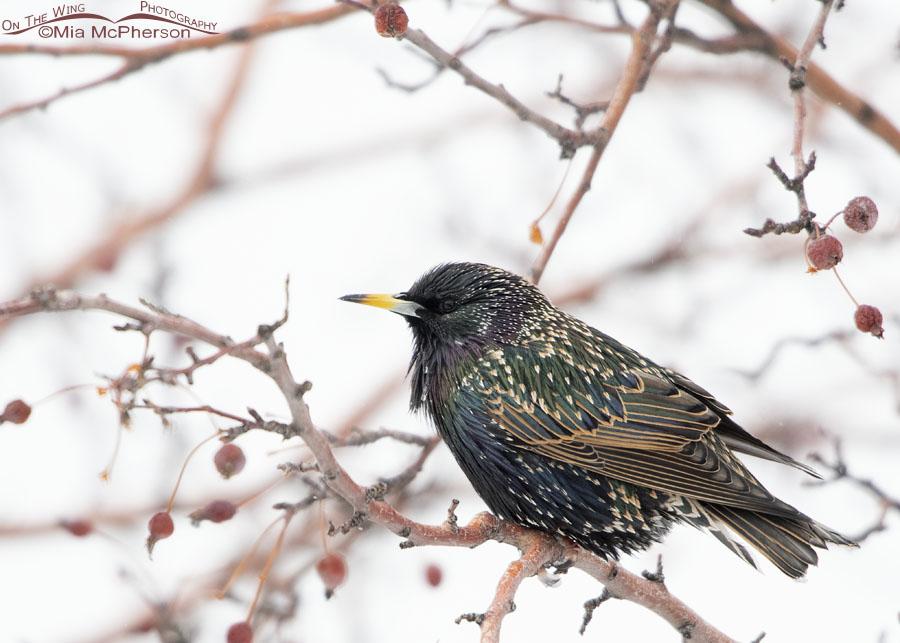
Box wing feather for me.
[471,345,802,517]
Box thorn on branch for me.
[365,481,388,502]
[139,297,175,317]
[113,321,150,333]
[767,153,817,193]
[547,74,608,130]
[255,280,292,342]
[242,408,302,440]
[295,380,313,397]
[219,421,250,440]
[257,323,280,341]
[641,554,666,584]
[744,156,820,237]
[580,587,616,635]
[30,284,59,309]
[743,214,815,237]
[272,493,319,514]
[607,562,619,581]
[446,498,460,534]
[455,612,486,626]
[789,66,807,91]
[277,461,319,474]
[265,419,298,439]
[678,621,696,639]
[328,510,368,536]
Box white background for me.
[0,1,898,642]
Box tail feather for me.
[701,503,857,578]
[674,497,758,569]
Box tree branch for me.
[529,0,680,285]
[0,6,357,120]
[0,287,736,642]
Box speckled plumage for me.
[342,262,856,577]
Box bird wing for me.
[665,370,821,478]
[469,345,798,517]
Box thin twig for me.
[788,0,837,212]
[693,0,900,155]
[530,0,680,285]
[399,28,602,157]
[0,6,357,120]
[500,0,900,155]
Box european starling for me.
[341,262,856,577]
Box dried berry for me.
[316,553,347,598]
[425,563,442,587]
[214,443,246,479]
[854,305,884,338]
[147,511,174,556]
[61,520,93,537]
[375,3,408,38]
[843,197,878,233]
[190,500,237,525]
[226,621,253,643]
[1,399,31,424]
[806,235,843,270]
[149,512,174,537]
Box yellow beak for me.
[339,293,423,318]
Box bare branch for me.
[400,28,598,158]
[810,441,900,543]
[530,0,680,285]
[0,288,736,642]
[0,6,357,120]
[785,0,837,215]
[694,0,900,156]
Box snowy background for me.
[0,0,899,641]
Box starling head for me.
[342,262,547,348]
[341,263,557,413]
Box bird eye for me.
[437,297,457,314]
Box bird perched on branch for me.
[341,262,855,577]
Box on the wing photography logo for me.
[1,2,219,40]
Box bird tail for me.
[674,497,758,570]
[700,503,858,578]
